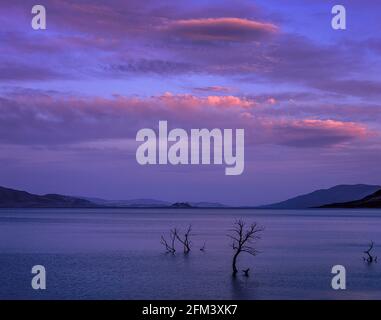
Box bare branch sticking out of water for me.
[160,229,177,254]
[363,241,377,264]
[174,225,192,254]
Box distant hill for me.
[84,197,226,208]
[83,197,170,207]
[320,189,381,208]
[190,202,227,208]
[0,186,96,208]
[170,202,193,208]
[0,186,227,208]
[260,184,381,209]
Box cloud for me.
[0,90,372,149]
[258,35,361,83]
[157,92,255,109]
[107,59,196,75]
[313,79,381,98]
[265,119,370,147]
[1,0,371,96]
[163,17,278,42]
[0,63,64,81]
[193,86,232,93]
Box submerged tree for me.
[363,241,377,264]
[160,229,177,254]
[160,225,194,254]
[175,225,192,254]
[228,220,263,277]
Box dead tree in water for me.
[363,241,377,263]
[175,225,192,254]
[228,220,263,277]
[242,268,250,277]
[160,229,176,254]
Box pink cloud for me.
[164,17,278,42]
[158,92,254,109]
[293,119,368,136]
[262,119,370,147]
[0,90,373,149]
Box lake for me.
[0,208,380,299]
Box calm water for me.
[0,208,380,300]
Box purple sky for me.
[1,0,381,205]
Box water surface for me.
[0,208,380,299]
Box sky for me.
[0,0,381,206]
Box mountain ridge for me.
[0,186,95,208]
[0,186,226,208]
[259,184,381,209]
[320,189,381,208]
[1,184,380,209]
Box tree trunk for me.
[232,251,240,276]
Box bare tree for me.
[228,220,263,277]
[242,268,250,277]
[160,229,177,254]
[363,241,377,264]
[175,225,192,254]
[200,242,206,252]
